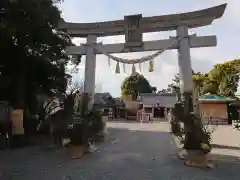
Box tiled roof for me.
[139,93,176,97]
[198,93,235,102]
[138,93,177,108]
[93,93,124,108]
[230,100,240,106]
[113,97,125,106]
[235,90,240,98]
[94,92,114,107]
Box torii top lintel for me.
[59,4,227,37]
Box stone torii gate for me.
[59,4,227,104]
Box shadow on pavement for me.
[0,126,240,180]
[211,144,240,151]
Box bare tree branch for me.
[67,79,102,95]
[95,82,102,93]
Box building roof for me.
[198,93,235,103]
[113,97,125,107]
[139,93,176,97]
[93,93,124,108]
[93,92,113,108]
[235,90,240,98]
[138,93,177,108]
[230,100,240,107]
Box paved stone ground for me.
[211,125,240,158]
[0,122,239,180]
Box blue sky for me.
[59,0,239,97]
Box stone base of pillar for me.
[179,150,215,169]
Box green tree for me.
[201,79,218,95]
[207,59,240,97]
[192,73,207,95]
[161,59,240,98]
[158,73,180,94]
[121,73,153,100]
[0,0,73,109]
[151,86,157,93]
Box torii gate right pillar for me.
[177,25,194,112]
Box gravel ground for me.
[0,122,239,180]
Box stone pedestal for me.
[94,116,108,142]
[68,145,86,159]
[179,149,215,168]
[101,116,108,137]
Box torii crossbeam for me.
[59,4,227,98]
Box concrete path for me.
[0,122,239,180]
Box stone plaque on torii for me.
[124,14,143,51]
[59,4,227,103]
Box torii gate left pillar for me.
[84,35,97,97]
[177,25,194,113]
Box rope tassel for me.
[149,60,154,72]
[108,57,111,67]
[123,63,126,73]
[138,63,142,73]
[91,36,185,64]
[115,62,120,74]
[132,64,136,74]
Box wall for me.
[123,100,140,114]
[199,103,228,124]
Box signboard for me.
[124,14,143,51]
[12,109,24,135]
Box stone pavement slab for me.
[0,122,239,180]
